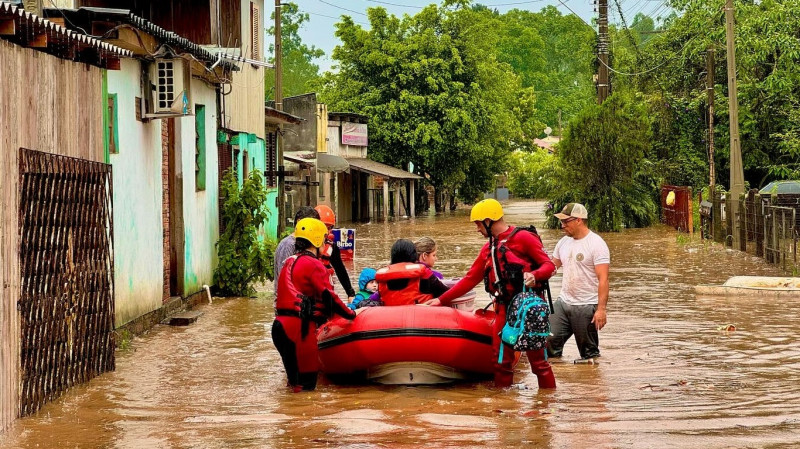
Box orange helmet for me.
[315,205,336,226]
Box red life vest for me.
[484,227,540,301]
[275,253,314,316]
[319,232,336,276]
[376,263,433,306]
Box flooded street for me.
[2,200,798,448]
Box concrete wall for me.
[326,120,367,158]
[108,59,165,326]
[177,79,220,296]
[283,93,318,153]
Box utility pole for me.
[706,48,715,194]
[725,0,745,247]
[275,0,286,236]
[597,0,610,104]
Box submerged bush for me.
[214,170,275,296]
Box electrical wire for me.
[596,34,699,76]
[556,0,596,32]
[317,0,368,17]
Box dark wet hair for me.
[294,206,319,224]
[295,237,314,253]
[390,239,418,264]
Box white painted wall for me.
[108,58,164,326]
[175,78,220,296]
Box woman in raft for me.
[374,239,450,306]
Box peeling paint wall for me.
[176,80,220,296]
[107,59,164,326]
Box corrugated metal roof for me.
[265,106,304,125]
[42,7,238,71]
[345,158,422,180]
[0,2,132,66]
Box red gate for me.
[661,185,693,232]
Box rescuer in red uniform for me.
[435,199,557,389]
[271,218,356,392]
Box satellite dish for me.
[544,127,553,136]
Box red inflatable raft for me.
[317,304,497,384]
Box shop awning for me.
[345,158,422,180]
[317,153,350,173]
[283,153,315,167]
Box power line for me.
[306,10,370,26]
[317,0,369,17]
[597,34,699,76]
[556,0,596,31]
[362,0,549,8]
[363,0,421,8]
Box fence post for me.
[755,194,764,257]
[739,194,747,251]
[713,194,723,242]
[725,192,733,247]
[772,207,779,264]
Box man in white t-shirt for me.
[546,203,610,360]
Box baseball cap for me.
[554,203,588,220]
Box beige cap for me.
[554,202,588,219]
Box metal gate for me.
[660,185,693,232]
[17,148,115,417]
[763,205,796,269]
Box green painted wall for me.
[224,133,278,241]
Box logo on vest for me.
[576,253,585,262]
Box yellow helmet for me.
[295,218,328,248]
[470,199,504,222]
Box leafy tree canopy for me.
[318,2,536,207]
[265,2,324,99]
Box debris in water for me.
[717,324,736,331]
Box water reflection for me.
[2,201,800,448]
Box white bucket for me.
[442,278,476,311]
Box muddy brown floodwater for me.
[2,200,799,448]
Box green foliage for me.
[615,0,800,190]
[214,170,276,297]
[265,2,324,99]
[506,148,557,199]
[318,3,531,209]
[552,92,659,231]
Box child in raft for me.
[348,268,380,310]
[414,236,444,280]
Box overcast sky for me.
[291,0,596,73]
[286,0,674,72]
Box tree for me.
[265,2,324,99]
[614,0,800,190]
[554,92,658,231]
[319,3,531,209]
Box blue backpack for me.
[498,287,550,363]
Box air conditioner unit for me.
[142,57,192,118]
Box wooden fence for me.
[705,189,800,271]
[17,148,115,417]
